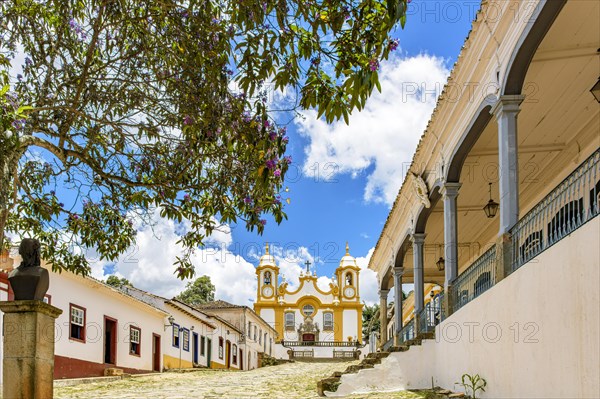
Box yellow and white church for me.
[254,243,363,349]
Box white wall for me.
[332,218,600,398]
[49,271,166,372]
[342,309,358,341]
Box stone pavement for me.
[54,361,424,399]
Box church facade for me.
[253,244,363,351]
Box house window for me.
[259,329,262,345]
[218,337,224,359]
[232,344,238,364]
[254,325,257,341]
[182,328,190,352]
[248,322,251,338]
[264,271,271,285]
[323,312,334,331]
[172,324,180,348]
[200,336,206,356]
[346,272,353,286]
[69,304,86,342]
[285,312,295,331]
[263,333,267,352]
[130,326,141,356]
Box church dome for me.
[259,243,277,267]
[339,243,358,267]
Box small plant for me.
[456,373,487,399]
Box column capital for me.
[491,95,525,117]
[392,266,404,277]
[378,289,390,298]
[441,182,462,199]
[410,233,426,245]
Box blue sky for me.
[84,2,476,306]
[228,4,475,284]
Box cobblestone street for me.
[54,362,423,399]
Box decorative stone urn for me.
[8,238,49,300]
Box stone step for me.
[317,376,341,397]
[367,351,390,359]
[360,358,381,366]
[103,368,124,376]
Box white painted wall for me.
[49,271,166,373]
[342,309,358,341]
[332,218,600,398]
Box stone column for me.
[411,234,426,315]
[441,182,461,285]
[378,289,389,347]
[392,267,404,346]
[0,300,62,399]
[491,95,524,234]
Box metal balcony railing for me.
[418,300,440,334]
[451,245,497,312]
[280,340,360,347]
[511,149,600,271]
[398,321,415,344]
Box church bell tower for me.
[256,243,279,303]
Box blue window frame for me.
[182,328,190,352]
[172,323,180,348]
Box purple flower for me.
[260,219,267,226]
[244,196,252,204]
[25,57,32,66]
[269,132,277,141]
[50,191,55,196]
[389,39,399,51]
[69,18,76,29]
[183,194,190,201]
[265,159,277,170]
[368,59,379,72]
[16,74,22,81]
[183,115,194,125]
[58,203,64,207]
[263,120,270,128]
[274,169,281,177]
[283,155,292,164]
[282,136,289,144]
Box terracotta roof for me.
[195,299,244,309]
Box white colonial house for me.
[197,299,278,370]
[253,243,364,360]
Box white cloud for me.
[90,210,257,306]
[355,247,379,306]
[296,53,449,205]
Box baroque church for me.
[254,243,363,349]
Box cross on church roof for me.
[304,260,311,274]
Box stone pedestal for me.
[0,300,62,399]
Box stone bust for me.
[8,238,50,301]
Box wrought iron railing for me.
[281,340,360,347]
[398,320,415,344]
[439,290,446,322]
[451,245,497,312]
[511,149,600,271]
[418,300,439,334]
[382,337,395,351]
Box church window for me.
[69,304,86,342]
[346,272,353,286]
[323,312,334,331]
[218,337,224,359]
[264,271,272,285]
[302,304,315,317]
[232,344,238,364]
[285,312,295,331]
[129,326,141,356]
